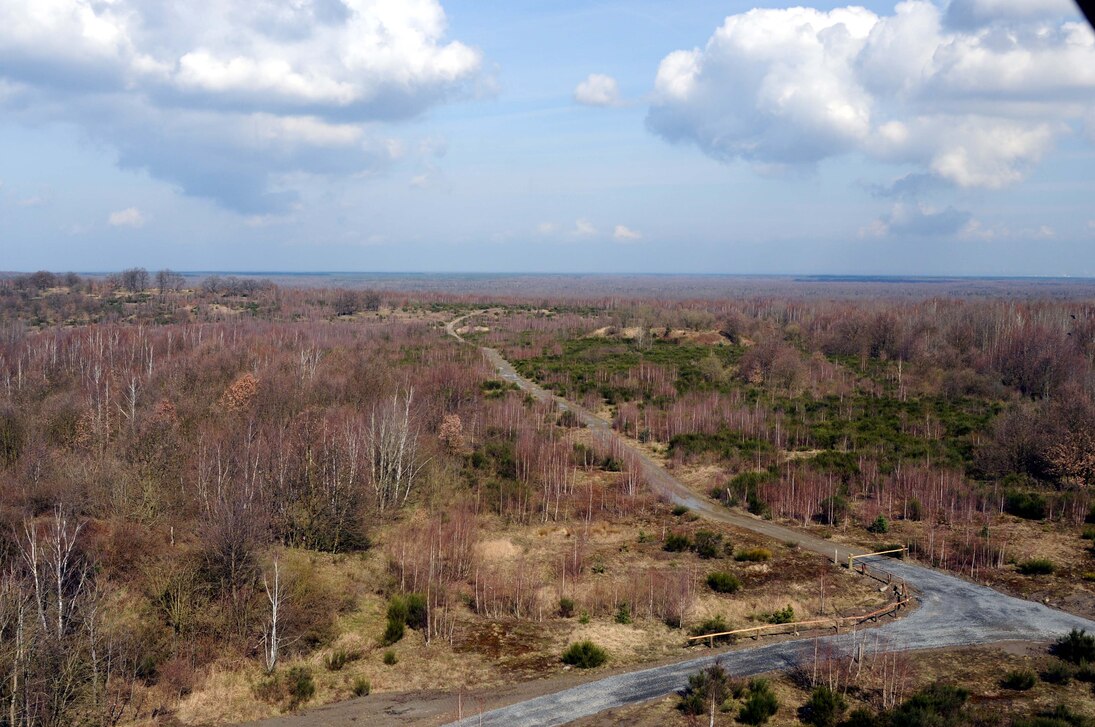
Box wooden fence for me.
[687,598,912,648]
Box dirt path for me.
[248,315,1095,727]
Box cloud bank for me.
[647,0,1094,189]
[0,0,482,212]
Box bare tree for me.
[261,557,285,673]
[367,389,429,511]
[155,269,185,295]
[119,268,149,292]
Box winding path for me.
[442,312,1095,727]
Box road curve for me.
[444,312,1095,727]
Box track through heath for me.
[442,313,1095,727]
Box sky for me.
[1,0,1094,275]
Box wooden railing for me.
[687,598,911,648]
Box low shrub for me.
[800,686,846,727]
[707,571,741,594]
[671,504,689,516]
[1006,491,1047,520]
[866,516,889,534]
[1041,660,1074,685]
[381,618,404,646]
[1018,558,1056,576]
[1052,629,1095,664]
[324,648,358,672]
[739,678,779,725]
[664,533,691,552]
[286,666,315,709]
[1001,668,1038,690]
[382,650,398,666]
[352,677,371,697]
[736,547,772,562]
[693,530,723,559]
[615,603,632,625]
[690,616,734,644]
[558,597,575,618]
[764,605,794,624]
[678,664,733,716]
[561,640,608,669]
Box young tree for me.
[367,389,429,511]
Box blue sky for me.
[1,0,1093,274]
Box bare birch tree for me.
[261,557,284,673]
[367,389,429,511]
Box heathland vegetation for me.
[1,271,1094,725]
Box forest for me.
[0,270,1093,726]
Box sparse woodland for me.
[1,272,1094,725]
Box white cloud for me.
[647,0,1094,189]
[574,73,623,107]
[0,0,483,212]
[108,207,145,227]
[573,218,597,237]
[537,222,558,235]
[861,202,972,238]
[960,219,1059,241]
[613,224,642,241]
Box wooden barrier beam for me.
[687,599,911,644]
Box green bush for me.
[1018,558,1056,575]
[800,686,846,727]
[739,678,779,725]
[1051,629,1095,664]
[1041,660,1074,685]
[561,640,608,669]
[692,530,723,559]
[1001,668,1038,690]
[690,616,733,644]
[615,603,632,625]
[678,664,732,716]
[664,533,692,552]
[404,593,428,629]
[706,571,741,594]
[1014,704,1094,727]
[866,515,889,534]
[352,677,371,697]
[890,682,968,725]
[764,605,794,624]
[817,495,849,525]
[1006,491,1047,520]
[381,618,404,646]
[382,650,397,666]
[286,666,315,709]
[736,547,772,562]
[558,597,575,618]
[324,648,357,672]
[671,504,689,516]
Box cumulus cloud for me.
[573,218,597,237]
[574,73,623,107]
[0,0,482,212]
[108,207,145,227]
[863,202,972,238]
[613,224,642,241]
[647,0,1094,189]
